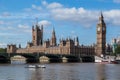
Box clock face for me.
[97,27,100,31]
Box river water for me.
[0,63,120,80]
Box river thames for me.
[0,63,120,80]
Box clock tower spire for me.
[96,12,106,56]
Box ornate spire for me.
[76,36,79,42]
[75,36,79,46]
[50,27,56,46]
[52,27,56,38]
[32,25,34,30]
[19,44,21,48]
[41,25,43,33]
[100,11,103,19]
[99,12,104,24]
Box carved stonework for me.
[96,13,106,56]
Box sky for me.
[0,0,120,48]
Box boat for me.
[95,56,111,64]
[111,60,120,64]
[26,65,36,68]
[36,65,46,68]
[25,65,46,68]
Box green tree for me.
[115,45,120,56]
[0,48,7,53]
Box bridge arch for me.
[10,55,26,64]
[0,55,7,58]
[62,55,80,62]
[10,53,38,63]
[39,56,50,63]
[39,54,61,63]
[62,57,68,63]
[0,55,9,63]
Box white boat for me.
[25,65,46,68]
[25,65,36,68]
[36,65,46,68]
[94,55,120,64]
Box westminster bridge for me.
[0,53,94,63]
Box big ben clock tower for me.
[96,13,106,56]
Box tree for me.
[0,48,7,53]
[115,45,120,56]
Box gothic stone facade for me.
[96,13,106,56]
[7,24,95,56]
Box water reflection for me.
[96,64,106,80]
[28,63,81,80]
[26,67,46,80]
[1,63,120,80]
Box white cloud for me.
[50,7,99,27]
[42,1,48,6]
[17,24,31,33]
[47,2,63,9]
[24,5,42,12]
[38,20,51,27]
[113,0,120,3]
[0,33,17,36]
[32,4,42,11]
[1,1,120,29]
[0,13,28,19]
[104,10,120,26]
[0,11,50,20]
[0,26,15,31]
[43,2,120,27]
[0,43,6,48]
[18,24,29,29]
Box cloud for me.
[0,33,18,36]
[104,10,120,26]
[50,7,99,27]
[42,2,120,27]
[18,24,29,29]
[38,20,51,27]
[0,43,6,48]
[32,4,42,11]
[0,26,14,31]
[24,4,42,12]
[1,1,120,29]
[113,0,120,3]
[0,12,11,17]
[41,0,48,6]
[47,2,63,9]
[17,24,31,33]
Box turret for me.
[50,28,57,46]
[66,39,74,47]
[43,39,50,48]
[32,20,43,46]
[75,36,79,46]
[7,44,16,53]
[19,44,21,48]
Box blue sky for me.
[0,0,120,48]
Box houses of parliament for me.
[7,13,106,57]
